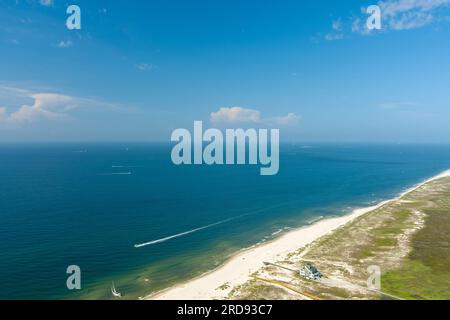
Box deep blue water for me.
[1,143,450,299]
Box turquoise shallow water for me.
[1,143,450,299]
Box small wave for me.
[271,229,283,236]
[307,215,324,225]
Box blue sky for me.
[1,0,450,142]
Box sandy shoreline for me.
[147,169,450,300]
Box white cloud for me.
[210,106,300,126]
[136,63,157,72]
[271,113,301,126]
[211,107,261,123]
[39,0,54,7]
[7,93,75,124]
[57,40,73,48]
[0,86,123,126]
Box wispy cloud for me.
[271,113,301,126]
[210,107,300,126]
[136,63,157,72]
[323,0,450,40]
[324,19,346,41]
[378,101,419,109]
[57,40,73,48]
[324,32,345,41]
[381,0,449,16]
[38,0,54,7]
[361,0,449,32]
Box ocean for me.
[1,143,450,299]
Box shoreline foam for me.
[147,169,450,300]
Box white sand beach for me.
[148,169,450,300]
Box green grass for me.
[382,201,450,300]
[374,238,398,247]
[383,260,450,300]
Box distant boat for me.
[111,281,122,298]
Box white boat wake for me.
[134,200,301,248]
[134,215,246,248]
[101,172,132,175]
